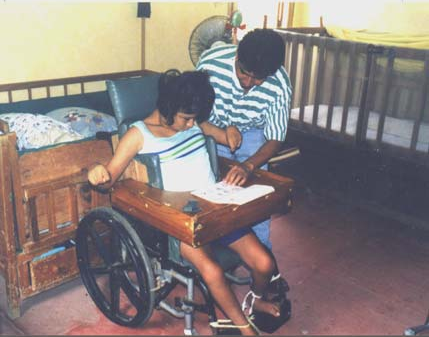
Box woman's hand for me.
[88,164,111,186]
[226,125,242,152]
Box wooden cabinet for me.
[0,133,112,318]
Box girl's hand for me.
[88,164,111,186]
[226,125,242,152]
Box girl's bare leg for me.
[180,243,257,335]
[229,233,280,317]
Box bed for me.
[0,70,156,318]
[276,28,429,167]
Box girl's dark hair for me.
[237,29,285,79]
[157,70,215,125]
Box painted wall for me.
[236,2,429,35]
[0,2,230,84]
[237,1,309,30]
[308,1,429,34]
[3,2,427,86]
[144,2,230,72]
[0,3,141,85]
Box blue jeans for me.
[216,128,272,250]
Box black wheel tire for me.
[76,207,155,327]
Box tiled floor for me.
[1,183,429,335]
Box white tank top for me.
[131,121,215,192]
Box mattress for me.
[291,105,429,152]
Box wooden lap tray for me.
[111,157,294,247]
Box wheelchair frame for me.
[76,206,221,334]
[74,139,294,334]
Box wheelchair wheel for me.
[76,207,155,327]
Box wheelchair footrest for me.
[175,297,210,314]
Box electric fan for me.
[188,11,245,67]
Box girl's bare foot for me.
[253,297,280,317]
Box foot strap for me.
[241,274,281,315]
[241,290,262,315]
[247,315,262,335]
[271,273,281,283]
[209,319,249,329]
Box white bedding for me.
[291,105,429,152]
[0,113,84,150]
[0,109,118,151]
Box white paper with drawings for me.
[191,181,275,205]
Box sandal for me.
[242,274,292,334]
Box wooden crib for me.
[276,28,429,167]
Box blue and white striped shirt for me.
[196,44,292,142]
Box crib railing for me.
[276,28,429,166]
[0,70,156,104]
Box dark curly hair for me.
[157,70,215,125]
[237,29,285,79]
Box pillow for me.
[0,113,84,150]
[46,107,117,138]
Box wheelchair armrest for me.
[268,146,300,164]
[134,153,164,190]
[205,135,220,182]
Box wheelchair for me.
[75,74,294,335]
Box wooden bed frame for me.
[276,28,429,167]
[0,70,154,318]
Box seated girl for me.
[87,70,280,335]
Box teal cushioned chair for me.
[106,74,161,136]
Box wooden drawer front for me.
[29,247,78,291]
